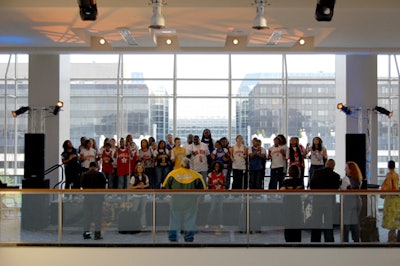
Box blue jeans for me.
[117,175,128,189]
[155,166,170,189]
[168,207,198,242]
[103,172,114,189]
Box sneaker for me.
[83,232,91,239]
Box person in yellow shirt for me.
[381,160,400,242]
[170,137,186,170]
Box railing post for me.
[340,193,344,243]
[58,191,63,243]
[152,192,156,244]
[246,192,250,244]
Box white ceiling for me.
[0,0,400,53]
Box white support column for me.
[29,55,70,188]
[335,55,378,183]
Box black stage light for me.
[337,103,353,115]
[78,0,98,21]
[12,106,30,117]
[374,106,393,118]
[315,0,335,22]
[52,101,64,115]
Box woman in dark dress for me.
[61,140,81,189]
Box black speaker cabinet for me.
[24,133,45,180]
[345,133,367,188]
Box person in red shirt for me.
[100,142,114,188]
[114,138,131,189]
[205,161,226,229]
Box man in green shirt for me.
[162,157,206,242]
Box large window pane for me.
[176,54,229,79]
[123,54,174,79]
[286,54,335,77]
[177,80,228,97]
[231,55,283,79]
[377,55,399,182]
[176,98,229,142]
[70,54,119,79]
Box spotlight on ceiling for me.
[149,0,166,29]
[299,38,306,45]
[52,101,64,116]
[12,106,30,118]
[252,0,268,30]
[78,0,98,21]
[315,0,335,22]
[165,38,172,45]
[374,106,393,118]
[337,103,353,115]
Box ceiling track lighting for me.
[78,0,98,21]
[315,0,335,22]
[149,0,166,29]
[337,103,353,115]
[12,106,30,117]
[252,0,268,30]
[374,106,393,118]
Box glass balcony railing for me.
[0,189,399,246]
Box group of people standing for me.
[60,130,400,243]
[61,130,330,193]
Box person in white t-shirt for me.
[230,135,247,189]
[186,135,210,184]
[268,136,287,189]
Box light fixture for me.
[99,38,106,45]
[118,27,138,45]
[165,38,172,45]
[232,38,239,45]
[149,0,166,29]
[374,106,392,118]
[252,0,268,30]
[337,103,353,115]
[315,0,335,22]
[299,38,306,45]
[78,0,98,21]
[12,106,30,117]
[52,101,64,116]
